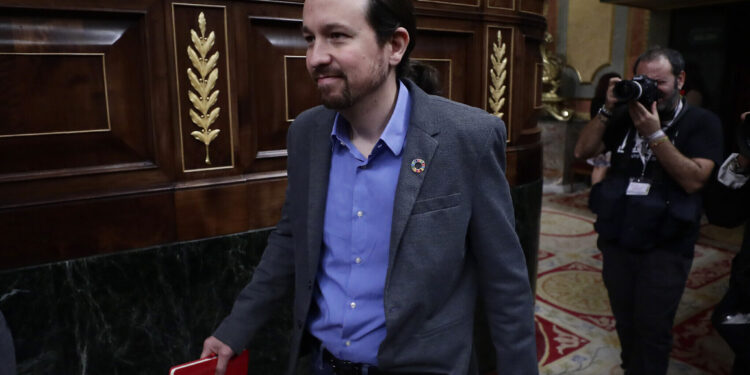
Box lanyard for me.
[620,100,684,177]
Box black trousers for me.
[599,241,693,375]
[0,311,16,375]
[711,284,750,375]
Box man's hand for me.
[628,100,661,137]
[604,76,621,110]
[201,336,235,375]
[573,76,622,159]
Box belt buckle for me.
[329,357,362,375]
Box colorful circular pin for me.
[411,158,426,174]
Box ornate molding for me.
[488,30,507,120]
[540,32,572,121]
[187,12,221,165]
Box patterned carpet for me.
[535,190,742,375]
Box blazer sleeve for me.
[468,120,538,374]
[212,148,297,355]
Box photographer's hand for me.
[604,76,621,111]
[632,99,715,194]
[629,100,660,138]
[573,76,621,160]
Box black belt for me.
[323,348,384,375]
[322,349,438,375]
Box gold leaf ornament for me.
[488,31,507,119]
[187,12,221,165]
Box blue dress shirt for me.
[308,81,412,365]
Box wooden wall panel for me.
[284,56,319,122]
[487,0,515,10]
[0,9,154,182]
[0,0,546,270]
[520,0,544,14]
[413,29,475,104]
[0,54,109,136]
[175,181,250,240]
[244,14,317,173]
[417,0,481,8]
[1,191,176,270]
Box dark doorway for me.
[669,1,750,155]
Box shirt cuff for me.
[717,153,749,189]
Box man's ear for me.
[388,27,410,67]
[677,70,686,90]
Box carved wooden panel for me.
[172,3,235,172]
[0,0,547,270]
[244,14,318,172]
[487,0,515,10]
[417,0,481,7]
[284,56,319,122]
[520,0,544,14]
[0,54,109,136]
[0,8,153,181]
[413,29,475,104]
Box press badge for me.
[626,177,652,196]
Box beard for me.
[318,77,354,109]
[657,81,681,120]
[313,59,389,110]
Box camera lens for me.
[613,80,643,103]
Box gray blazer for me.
[214,80,537,375]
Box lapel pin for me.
[410,158,426,174]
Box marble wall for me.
[0,229,291,375]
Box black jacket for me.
[705,177,750,312]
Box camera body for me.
[613,75,662,107]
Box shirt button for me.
[357,211,363,217]
[355,257,362,264]
[350,302,356,309]
[345,340,351,347]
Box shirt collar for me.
[330,80,412,156]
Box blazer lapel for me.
[387,84,440,271]
[306,111,335,278]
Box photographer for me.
[574,47,723,375]
[705,111,750,375]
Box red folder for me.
[169,350,249,375]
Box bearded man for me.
[575,47,723,374]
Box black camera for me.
[613,75,662,107]
[738,114,750,158]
